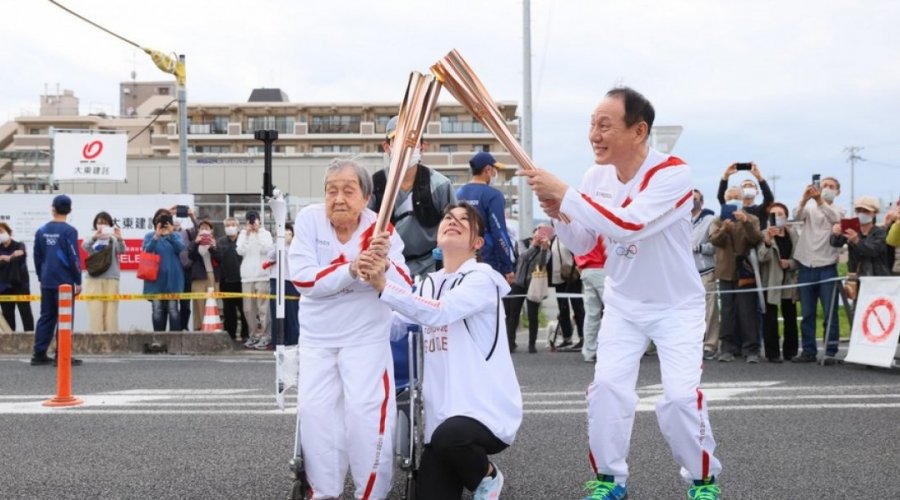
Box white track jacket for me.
[289,204,412,347]
[554,149,704,316]
[380,259,523,445]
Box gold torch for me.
[431,49,571,221]
[374,71,442,236]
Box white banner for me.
[0,193,193,332]
[52,131,127,182]
[844,276,900,368]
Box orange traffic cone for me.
[201,287,223,333]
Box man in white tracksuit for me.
[289,159,411,500]
[521,87,722,500]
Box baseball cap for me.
[246,210,259,223]
[853,196,880,213]
[52,194,72,214]
[469,151,505,173]
[385,116,399,140]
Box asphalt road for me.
[1,342,898,500]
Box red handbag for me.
[137,252,161,281]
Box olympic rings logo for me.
[615,244,638,259]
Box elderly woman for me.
[757,202,799,362]
[288,158,411,499]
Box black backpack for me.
[372,164,443,228]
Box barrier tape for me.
[0,291,301,302]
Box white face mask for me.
[742,188,757,199]
[821,188,837,203]
[727,199,742,207]
[384,146,422,169]
[225,226,238,236]
[285,234,293,245]
[0,233,9,243]
[199,229,212,236]
[857,213,874,225]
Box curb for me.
[0,331,235,355]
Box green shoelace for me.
[688,482,721,500]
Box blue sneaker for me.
[583,474,627,499]
[474,464,504,500]
[687,477,720,499]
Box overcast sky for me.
[5,0,900,217]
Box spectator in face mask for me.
[237,210,273,348]
[757,203,800,362]
[710,187,763,363]
[717,162,775,229]
[792,176,844,363]
[217,217,249,341]
[265,223,300,348]
[82,211,125,332]
[0,223,34,333]
[187,219,220,331]
[690,190,718,360]
[830,196,892,277]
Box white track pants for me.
[587,305,722,484]
[297,342,396,499]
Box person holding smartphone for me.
[830,196,891,277]
[82,211,125,332]
[717,162,775,229]
[236,210,273,348]
[505,224,551,353]
[792,176,844,363]
[142,208,186,331]
[187,219,220,331]
[757,203,800,362]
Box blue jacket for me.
[142,231,186,295]
[455,183,514,274]
[34,221,82,289]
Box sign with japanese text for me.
[52,131,127,182]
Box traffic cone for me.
[201,287,223,333]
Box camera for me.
[176,205,189,218]
[157,214,174,227]
[735,162,752,171]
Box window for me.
[309,115,361,134]
[311,145,360,154]
[158,87,170,95]
[29,128,46,135]
[246,145,285,155]
[245,116,295,135]
[480,144,491,152]
[374,114,393,134]
[441,116,486,133]
[439,144,458,153]
[193,145,231,154]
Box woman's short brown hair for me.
[0,222,11,235]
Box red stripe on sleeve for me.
[579,193,645,231]
[292,254,348,288]
[638,156,685,192]
[675,190,693,208]
[392,262,413,286]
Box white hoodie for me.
[236,227,274,283]
[380,258,523,445]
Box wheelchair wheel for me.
[289,478,309,500]
[404,475,416,500]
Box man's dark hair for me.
[606,87,654,139]
[693,189,703,201]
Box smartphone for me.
[157,214,174,227]
[735,162,753,171]
[840,217,861,234]
[176,205,189,218]
[768,213,777,227]
[812,174,821,191]
[721,204,738,222]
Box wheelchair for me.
[287,325,424,500]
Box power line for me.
[127,99,177,143]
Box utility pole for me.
[769,174,781,196]
[845,146,864,207]
[520,0,534,238]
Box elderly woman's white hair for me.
[324,158,373,198]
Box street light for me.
[49,0,189,194]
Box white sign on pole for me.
[844,276,900,368]
[52,131,127,182]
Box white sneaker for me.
[474,464,504,500]
[253,337,272,350]
[243,336,260,349]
